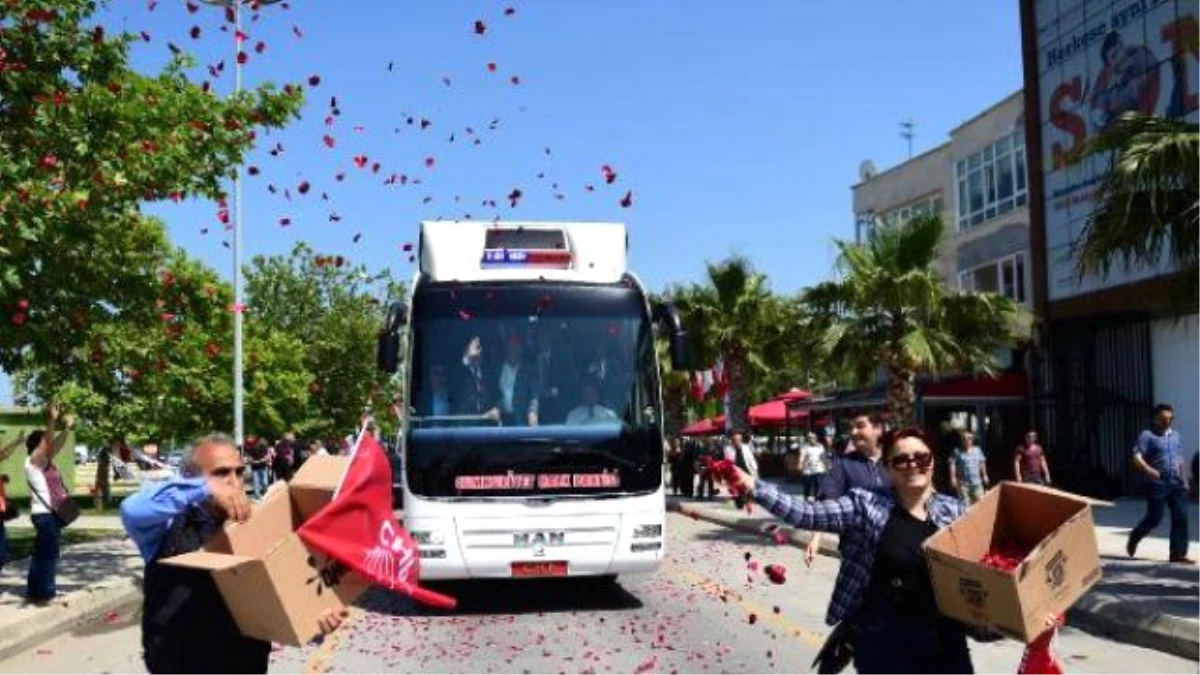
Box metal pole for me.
[232,0,245,450]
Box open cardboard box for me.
[162,455,369,646]
[923,481,1103,642]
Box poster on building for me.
[1033,0,1198,301]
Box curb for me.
[1069,591,1199,661]
[671,501,1200,662]
[0,576,143,663]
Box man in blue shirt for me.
[1128,403,1194,564]
[121,434,346,673]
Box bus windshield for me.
[405,281,663,498]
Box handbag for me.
[32,462,79,528]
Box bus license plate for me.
[511,561,568,578]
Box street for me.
[1,512,1194,675]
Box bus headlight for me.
[633,524,662,539]
[411,530,445,546]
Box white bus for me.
[377,221,686,581]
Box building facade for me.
[851,143,954,283]
[1020,0,1199,496]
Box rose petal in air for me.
[619,190,633,208]
[473,20,486,35]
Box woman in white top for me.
[799,433,828,501]
[24,405,73,603]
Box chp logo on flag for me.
[297,432,456,610]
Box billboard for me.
[1032,0,1198,301]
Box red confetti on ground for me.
[103,610,120,624]
[765,564,787,585]
[748,613,758,625]
[773,530,788,545]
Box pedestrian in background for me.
[800,432,828,501]
[949,430,989,506]
[695,439,719,500]
[1014,429,1051,486]
[24,405,75,604]
[121,434,346,673]
[1128,403,1193,564]
[245,437,271,499]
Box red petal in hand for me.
[474,19,486,34]
[619,190,633,208]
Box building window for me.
[878,195,943,230]
[956,129,1027,231]
[958,252,1028,304]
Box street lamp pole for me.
[201,0,281,450]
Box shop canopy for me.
[921,371,1028,404]
[680,415,725,436]
[747,389,811,428]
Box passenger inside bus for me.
[565,379,619,426]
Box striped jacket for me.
[752,481,965,626]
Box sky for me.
[94,0,1026,297]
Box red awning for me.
[681,415,725,436]
[747,389,812,428]
[748,399,809,427]
[922,371,1028,402]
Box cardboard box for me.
[162,455,369,646]
[923,481,1103,642]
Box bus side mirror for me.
[655,302,688,371]
[377,302,407,374]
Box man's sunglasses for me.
[888,452,934,471]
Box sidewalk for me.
[5,514,124,532]
[670,481,1200,661]
[0,535,142,662]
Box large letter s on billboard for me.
[1049,78,1087,170]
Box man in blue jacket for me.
[121,434,346,674]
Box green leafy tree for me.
[803,215,1024,427]
[671,257,800,432]
[1075,112,1199,310]
[0,0,303,381]
[244,243,402,441]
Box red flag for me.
[297,434,457,609]
[690,372,704,402]
[1018,615,1065,674]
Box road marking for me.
[304,608,361,675]
[674,567,826,649]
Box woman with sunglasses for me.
[726,427,980,674]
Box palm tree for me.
[803,214,1024,427]
[655,334,691,436]
[1074,112,1199,310]
[672,257,798,432]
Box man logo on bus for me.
[364,520,418,591]
[514,531,566,548]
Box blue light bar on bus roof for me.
[480,248,573,269]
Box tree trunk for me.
[886,367,917,428]
[726,353,749,433]
[662,375,688,437]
